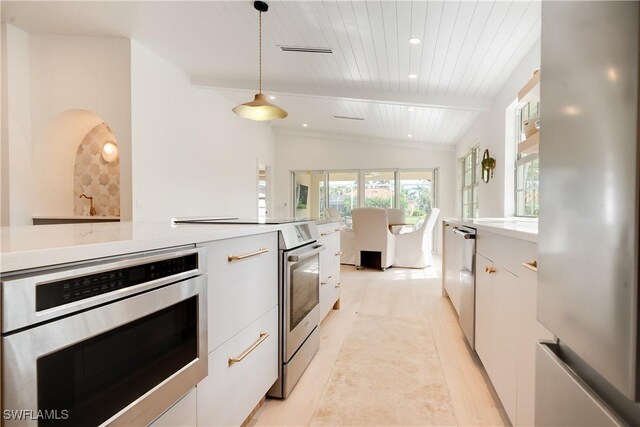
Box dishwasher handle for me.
[453,227,476,239]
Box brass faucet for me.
[79,193,96,216]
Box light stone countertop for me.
[442,217,538,243]
[1,221,281,274]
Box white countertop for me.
[32,215,121,220]
[1,221,281,274]
[443,217,538,243]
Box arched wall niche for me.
[31,109,120,217]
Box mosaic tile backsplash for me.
[73,123,120,216]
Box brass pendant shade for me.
[233,1,288,121]
[233,93,288,121]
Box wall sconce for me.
[101,141,118,163]
[481,149,496,183]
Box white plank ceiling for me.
[2,1,541,145]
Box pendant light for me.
[233,1,288,121]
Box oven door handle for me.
[288,245,325,263]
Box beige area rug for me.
[311,313,457,426]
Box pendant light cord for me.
[259,10,262,94]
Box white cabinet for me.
[199,232,278,351]
[317,222,341,320]
[196,232,279,426]
[197,307,278,427]
[474,231,554,427]
[149,388,197,427]
[474,252,493,375]
[442,223,461,314]
[516,260,555,426]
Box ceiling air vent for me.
[332,115,365,121]
[279,45,333,54]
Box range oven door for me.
[284,244,323,361]
[2,275,208,427]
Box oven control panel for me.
[35,254,198,311]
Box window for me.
[328,172,358,221]
[398,171,434,225]
[293,172,325,219]
[364,171,394,209]
[292,169,437,222]
[515,101,540,216]
[461,146,480,218]
[258,164,268,218]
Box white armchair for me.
[352,208,396,271]
[385,208,406,225]
[393,208,440,268]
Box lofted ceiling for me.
[2,1,541,145]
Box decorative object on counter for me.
[233,1,288,121]
[74,122,120,216]
[79,193,97,216]
[481,149,496,183]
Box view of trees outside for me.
[398,171,433,224]
[516,101,540,216]
[328,172,358,220]
[293,170,435,223]
[364,171,394,209]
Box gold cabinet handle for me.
[335,251,343,256]
[335,282,342,288]
[522,260,538,272]
[320,231,335,236]
[228,247,269,262]
[321,275,333,285]
[228,331,269,366]
[485,266,497,274]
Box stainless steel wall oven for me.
[1,246,208,426]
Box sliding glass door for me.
[293,172,325,219]
[328,172,358,222]
[398,170,434,225]
[291,169,437,222]
[364,171,395,209]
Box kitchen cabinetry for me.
[196,232,279,426]
[150,388,197,427]
[196,307,278,427]
[475,231,553,426]
[317,222,341,320]
[442,223,461,315]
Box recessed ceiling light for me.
[407,107,415,112]
[408,74,417,79]
[302,123,308,127]
[269,95,276,100]
[409,38,421,45]
[407,134,413,138]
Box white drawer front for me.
[150,388,197,427]
[197,306,278,427]
[199,232,278,351]
[476,231,537,276]
[320,274,341,320]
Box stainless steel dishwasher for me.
[453,226,476,349]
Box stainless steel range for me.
[173,217,323,398]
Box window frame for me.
[461,145,480,219]
[514,101,540,218]
[291,168,438,219]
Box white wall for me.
[455,39,541,218]
[0,28,133,224]
[130,41,275,221]
[1,24,32,225]
[273,130,456,251]
[30,34,132,220]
